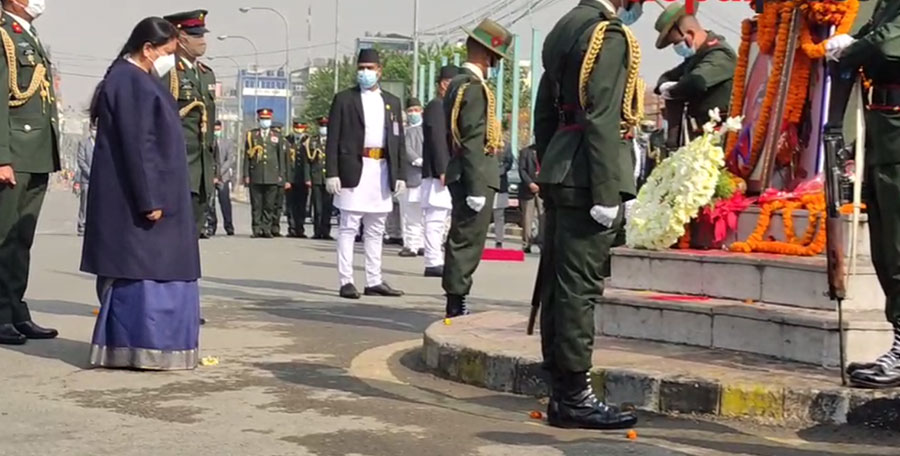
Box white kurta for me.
[334,89,392,213]
[420,177,452,210]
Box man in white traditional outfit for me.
[325,49,407,299]
[420,66,459,277]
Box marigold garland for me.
[743,1,794,178]
[798,0,860,59]
[757,2,780,55]
[724,19,753,158]
[730,192,827,256]
[784,49,812,124]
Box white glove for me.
[393,180,407,197]
[825,34,855,61]
[659,81,677,100]
[590,204,619,228]
[326,177,341,195]
[466,196,487,212]
[412,158,424,167]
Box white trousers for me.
[423,207,450,268]
[338,211,388,287]
[400,190,424,251]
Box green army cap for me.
[463,18,514,60]
[654,3,691,49]
[164,9,210,35]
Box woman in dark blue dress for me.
[81,17,201,370]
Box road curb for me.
[423,321,900,428]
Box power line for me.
[210,41,336,59]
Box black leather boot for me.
[547,371,638,430]
[445,294,469,318]
[848,324,900,378]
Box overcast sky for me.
[40,0,753,109]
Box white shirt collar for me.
[360,86,382,96]
[462,62,485,81]
[181,56,195,70]
[5,12,34,37]
[594,0,618,16]
[125,55,144,70]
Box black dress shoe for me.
[299,233,308,239]
[226,231,235,236]
[424,266,444,278]
[364,283,404,297]
[262,232,273,239]
[445,294,470,318]
[14,321,58,340]
[199,232,210,240]
[417,248,425,256]
[271,232,282,238]
[384,237,404,246]
[847,362,878,376]
[495,242,503,249]
[340,284,361,300]
[323,235,335,241]
[0,324,26,345]
[399,248,417,258]
[548,372,638,430]
[850,365,900,389]
[524,246,533,254]
[200,318,207,325]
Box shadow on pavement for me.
[28,299,95,317]
[294,260,421,279]
[252,301,440,334]
[0,336,91,369]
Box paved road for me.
[2,190,899,456]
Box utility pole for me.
[334,0,340,94]
[412,0,420,98]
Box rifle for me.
[527,253,544,335]
[823,61,859,386]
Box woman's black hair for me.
[89,17,178,122]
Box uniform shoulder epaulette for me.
[198,61,211,73]
[578,19,643,129]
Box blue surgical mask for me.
[617,3,643,26]
[259,119,272,129]
[408,113,422,126]
[674,40,696,59]
[357,69,379,90]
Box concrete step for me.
[595,288,892,367]
[730,206,870,259]
[610,247,883,312]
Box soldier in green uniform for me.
[271,121,287,237]
[828,0,900,388]
[243,109,290,238]
[442,19,512,318]
[532,0,645,429]
[0,0,59,344]
[287,120,312,238]
[309,117,333,240]
[653,4,735,148]
[162,10,217,239]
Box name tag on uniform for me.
[393,122,399,136]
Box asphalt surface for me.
[1,189,899,456]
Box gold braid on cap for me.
[450,81,504,156]
[578,22,644,132]
[0,28,51,109]
[246,131,263,159]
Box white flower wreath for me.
[625,109,742,250]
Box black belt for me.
[869,85,900,111]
